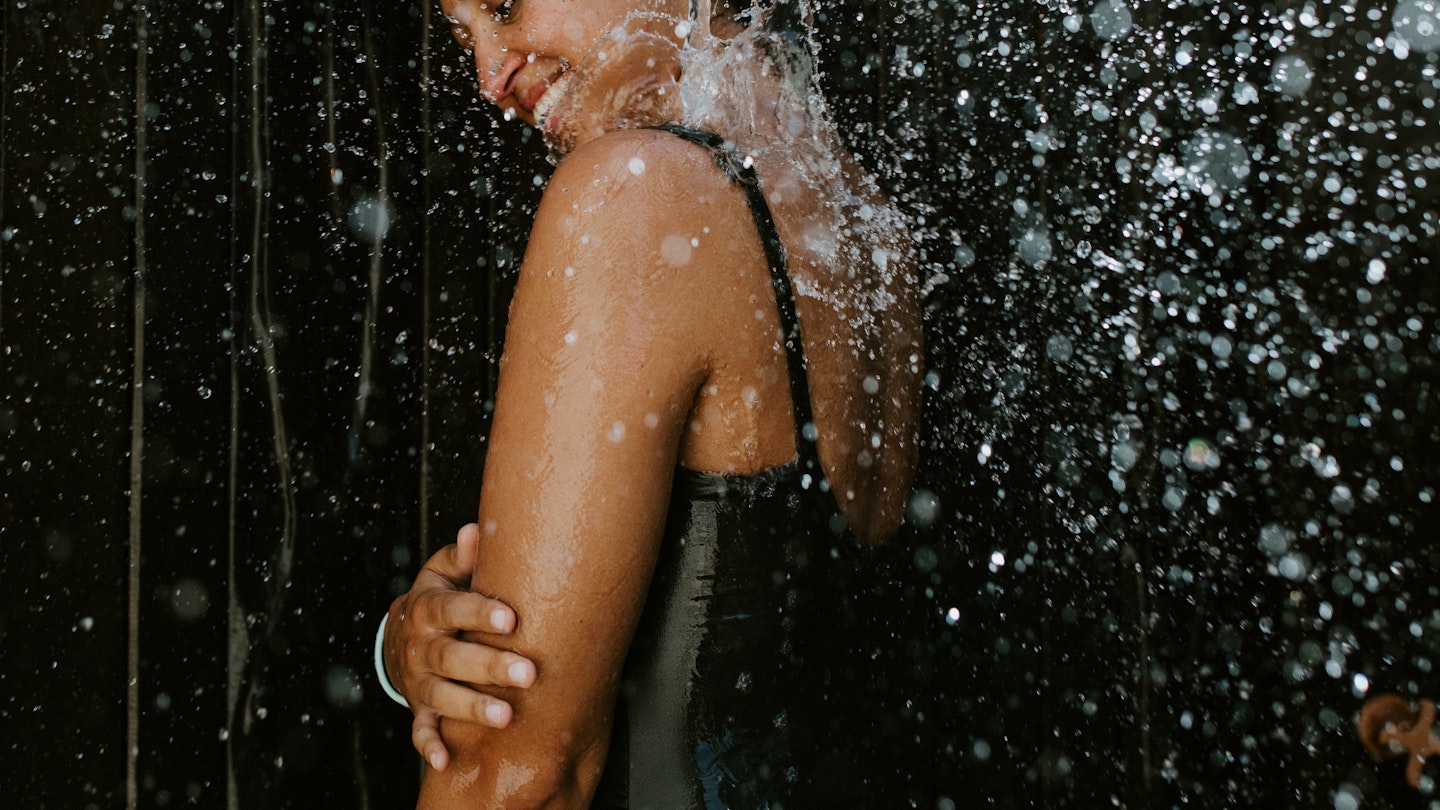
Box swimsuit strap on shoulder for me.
[649,124,824,480]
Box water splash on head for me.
[540,2,824,160]
[683,0,712,48]
[675,5,912,318]
[538,0,914,340]
[539,0,922,543]
[537,11,687,156]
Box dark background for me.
[3,0,1438,807]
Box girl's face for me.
[442,0,689,141]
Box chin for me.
[541,79,682,157]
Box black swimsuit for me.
[593,125,841,809]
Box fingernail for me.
[428,750,445,771]
[485,702,509,726]
[508,660,533,687]
[490,608,510,632]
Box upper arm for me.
[418,133,715,808]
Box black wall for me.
[4,0,1439,807]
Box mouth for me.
[529,71,573,128]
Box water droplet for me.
[1110,442,1138,472]
[170,579,210,622]
[1278,553,1310,581]
[1329,484,1355,514]
[1183,438,1219,470]
[1393,0,1440,52]
[1017,228,1052,266]
[907,489,940,528]
[1270,54,1314,97]
[1089,0,1133,40]
[1162,486,1187,511]
[347,195,390,242]
[660,233,692,266]
[1366,258,1386,284]
[1258,523,1291,556]
[323,665,363,710]
[913,545,938,573]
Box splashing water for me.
[531,0,920,556]
[537,1,911,310]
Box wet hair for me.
[714,0,804,33]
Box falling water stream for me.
[2,0,1438,807]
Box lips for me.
[518,71,552,112]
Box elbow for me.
[470,765,589,810]
[847,449,920,546]
[493,754,607,810]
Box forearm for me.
[418,539,626,809]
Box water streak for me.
[419,0,434,558]
[126,5,151,807]
[0,3,8,369]
[233,0,300,772]
[353,0,390,459]
[225,2,246,806]
[324,2,344,223]
[246,0,297,613]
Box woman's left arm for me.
[417,132,715,809]
[384,523,536,772]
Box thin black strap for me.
[649,124,823,479]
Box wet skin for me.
[418,123,814,810]
[404,2,921,806]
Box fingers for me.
[412,525,517,634]
[449,589,516,634]
[396,522,534,758]
[420,589,516,635]
[412,707,450,772]
[425,634,535,688]
[417,677,515,729]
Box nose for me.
[476,50,528,104]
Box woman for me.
[382,0,921,805]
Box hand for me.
[385,523,537,772]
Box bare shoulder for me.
[546,127,728,199]
[523,128,749,313]
[503,128,754,392]
[534,129,737,254]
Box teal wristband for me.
[375,613,410,708]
